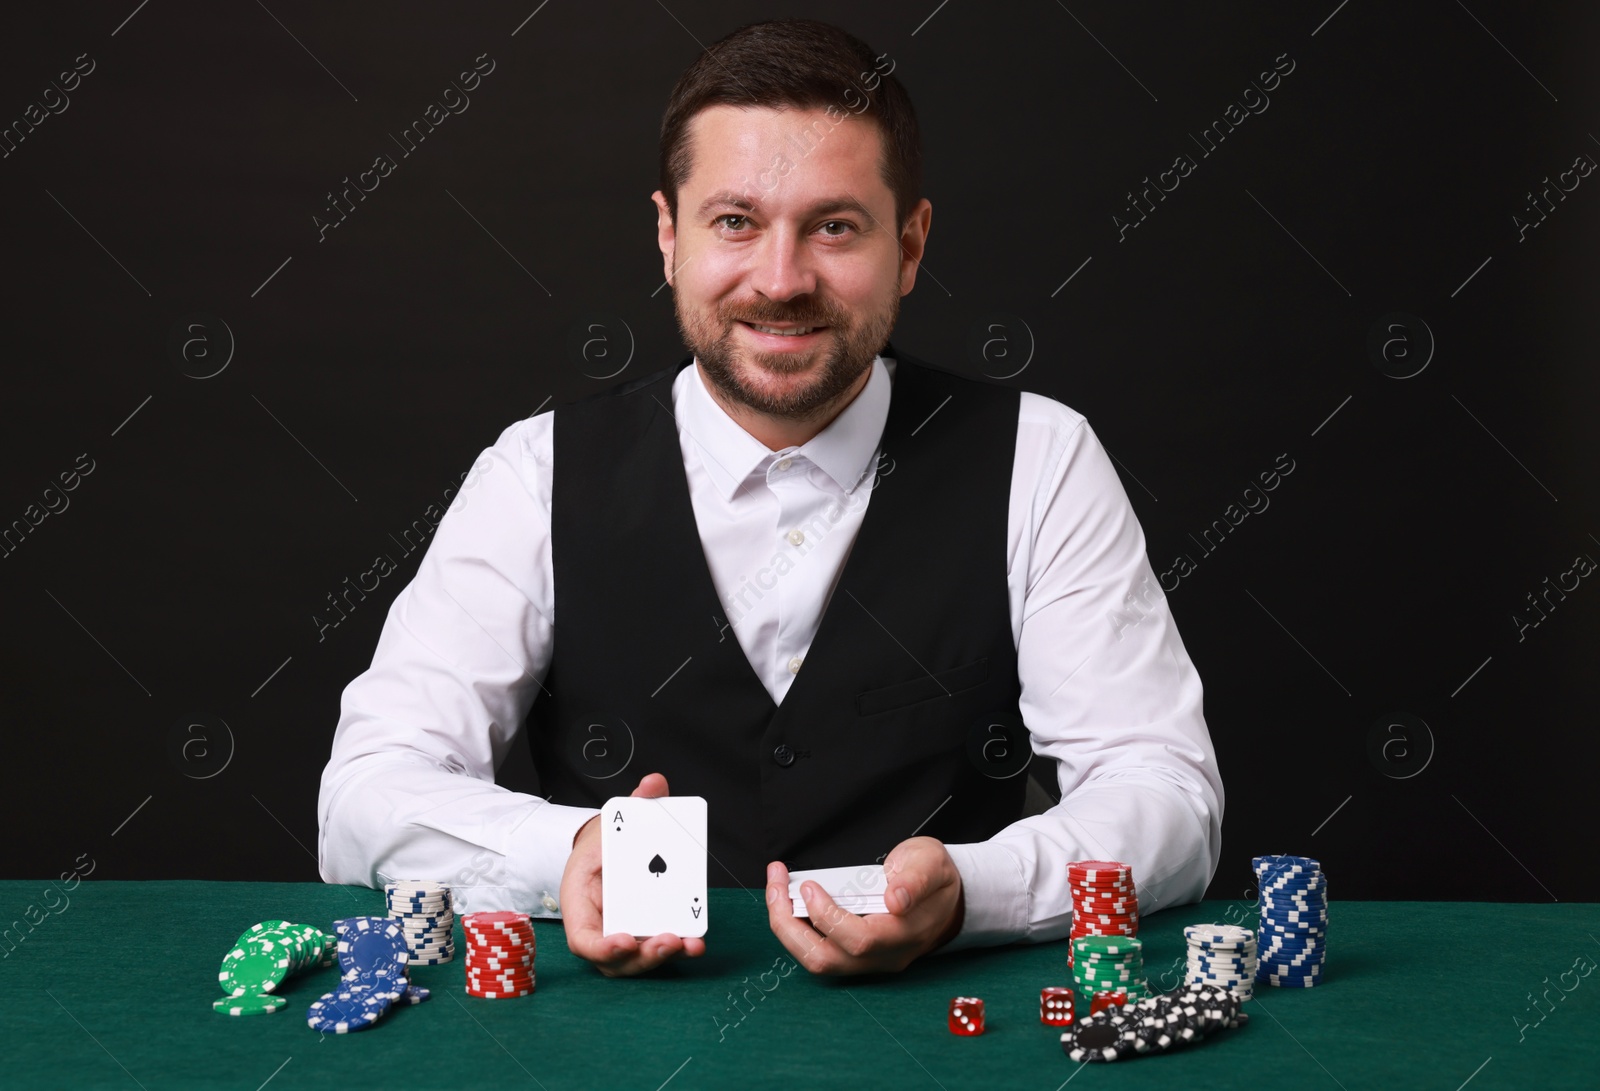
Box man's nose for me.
[748,226,819,302]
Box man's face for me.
[654,104,929,423]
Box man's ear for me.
[651,190,677,286]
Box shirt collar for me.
[677,353,895,502]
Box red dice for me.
[1039,986,1074,1026]
[1089,991,1127,1016]
[947,996,985,1036]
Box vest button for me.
[772,744,796,767]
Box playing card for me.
[788,863,890,918]
[600,796,709,938]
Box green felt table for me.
[1,881,1595,1090]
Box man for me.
[317,18,1222,978]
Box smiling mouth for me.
[739,321,827,337]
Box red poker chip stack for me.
[462,911,536,998]
[1067,860,1139,969]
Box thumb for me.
[887,883,914,914]
[631,772,670,798]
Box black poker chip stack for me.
[1060,983,1249,1063]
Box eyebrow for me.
[695,190,875,223]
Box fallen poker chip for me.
[338,974,407,1002]
[1067,1020,1123,1062]
[213,993,287,1016]
[307,986,393,1033]
[337,918,410,986]
[218,936,292,996]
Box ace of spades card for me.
[600,796,709,938]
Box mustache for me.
[726,306,835,326]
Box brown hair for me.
[658,19,922,233]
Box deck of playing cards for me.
[600,796,709,938]
[788,864,890,918]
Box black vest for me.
[525,345,1029,887]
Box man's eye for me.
[715,214,749,230]
[819,221,852,236]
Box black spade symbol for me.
[649,854,667,877]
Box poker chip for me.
[1061,984,1246,1063]
[307,982,393,1034]
[1253,855,1327,987]
[1183,922,1255,1000]
[217,936,292,997]
[212,919,334,1014]
[212,993,287,1016]
[334,916,411,993]
[1066,860,1140,974]
[462,911,536,999]
[306,914,422,1032]
[1065,1019,1125,1063]
[1072,934,1150,1003]
[386,881,456,966]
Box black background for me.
[3,1,1595,903]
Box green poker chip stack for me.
[1072,933,1151,1002]
[212,919,335,1016]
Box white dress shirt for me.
[317,354,1224,950]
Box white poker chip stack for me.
[385,880,455,965]
[1183,924,1256,1000]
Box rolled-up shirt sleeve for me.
[942,394,1224,950]
[316,410,595,915]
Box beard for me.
[673,271,901,423]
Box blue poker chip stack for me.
[1183,923,1256,1000]
[1252,854,1327,987]
[385,880,456,965]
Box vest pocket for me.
[854,657,990,716]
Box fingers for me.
[765,861,804,939]
[568,925,639,968]
[631,772,670,797]
[597,933,706,976]
[884,837,953,917]
[800,880,878,961]
[766,861,830,970]
[569,924,705,977]
[765,861,793,921]
[884,852,929,916]
[765,861,899,974]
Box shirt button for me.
[773,744,796,767]
[787,529,805,546]
[787,656,803,674]
[775,458,792,472]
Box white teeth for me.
[748,324,815,336]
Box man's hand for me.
[765,836,965,975]
[560,772,708,976]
